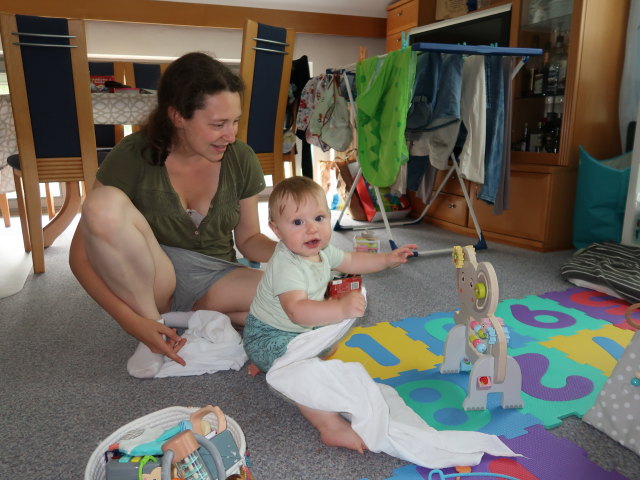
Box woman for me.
[69,52,277,377]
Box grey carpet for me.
[1,216,639,480]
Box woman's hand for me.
[129,317,187,366]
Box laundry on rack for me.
[296,72,356,153]
[493,56,516,214]
[405,51,507,206]
[458,55,487,184]
[357,47,417,187]
[287,55,313,177]
[477,55,507,205]
[331,42,541,254]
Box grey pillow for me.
[583,329,640,455]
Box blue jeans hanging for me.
[478,55,505,204]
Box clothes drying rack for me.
[333,42,542,257]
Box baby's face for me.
[270,193,332,259]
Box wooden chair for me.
[89,61,126,149]
[0,192,10,227]
[123,62,168,91]
[237,19,295,185]
[122,62,168,133]
[0,13,99,273]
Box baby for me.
[243,176,416,453]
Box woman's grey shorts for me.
[160,245,244,312]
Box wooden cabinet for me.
[386,0,436,52]
[412,0,629,251]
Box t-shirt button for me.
[194,230,199,236]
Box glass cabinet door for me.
[512,0,573,164]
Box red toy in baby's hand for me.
[327,275,362,299]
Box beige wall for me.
[85,20,385,74]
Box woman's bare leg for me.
[79,186,178,377]
[80,186,175,317]
[193,266,263,326]
[297,404,367,453]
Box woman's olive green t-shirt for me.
[96,131,266,262]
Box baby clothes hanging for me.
[356,47,416,188]
[334,42,542,258]
[296,73,355,153]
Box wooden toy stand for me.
[440,245,523,410]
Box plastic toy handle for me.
[625,302,640,330]
[160,434,226,480]
[190,405,227,435]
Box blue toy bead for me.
[631,377,640,387]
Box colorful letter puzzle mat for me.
[328,287,640,480]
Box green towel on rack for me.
[356,47,416,187]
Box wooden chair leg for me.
[22,176,46,273]
[12,171,31,253]
[43,181,81,247]
[44,183,56,219]
[0,192,10,228]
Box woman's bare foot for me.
[297,405,367,453]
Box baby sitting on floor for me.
[242,176,416,452]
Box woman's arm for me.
[233,194,277,263]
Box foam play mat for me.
[328,287,639,480]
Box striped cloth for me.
[560,242,640,304]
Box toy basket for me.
[84,406,248,480]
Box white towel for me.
[155,310,248,378]
[266,318,520,469]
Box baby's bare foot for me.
[247,363,261,376]
[319,418,367,454]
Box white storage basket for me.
[85,406,247,480]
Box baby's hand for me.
[386,244,417,268]
[339,291,366,319]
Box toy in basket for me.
[85,405,251,480]
[439,246,524,410]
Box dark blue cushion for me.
[133,63,162,90]
[89,61,115,76]
[246,23,287,154]
[16,15,81,159]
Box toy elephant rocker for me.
[440,245,523,410]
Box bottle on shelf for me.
[523,35,541,97]
[556,32,568,91]
[535,42,551,95]
[519,122,529,152]
[528,121,544,153]
[545,31,567,95]
[523,66,536,96]
[543,112,561,153]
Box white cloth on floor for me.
[266,318,520,469]
[155,310,248,378]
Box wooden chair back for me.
[123,62,169,91]
[89,61,126,148]
[237,19,295,185]
[0,13,98,272]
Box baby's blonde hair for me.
[268,176,328,221]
